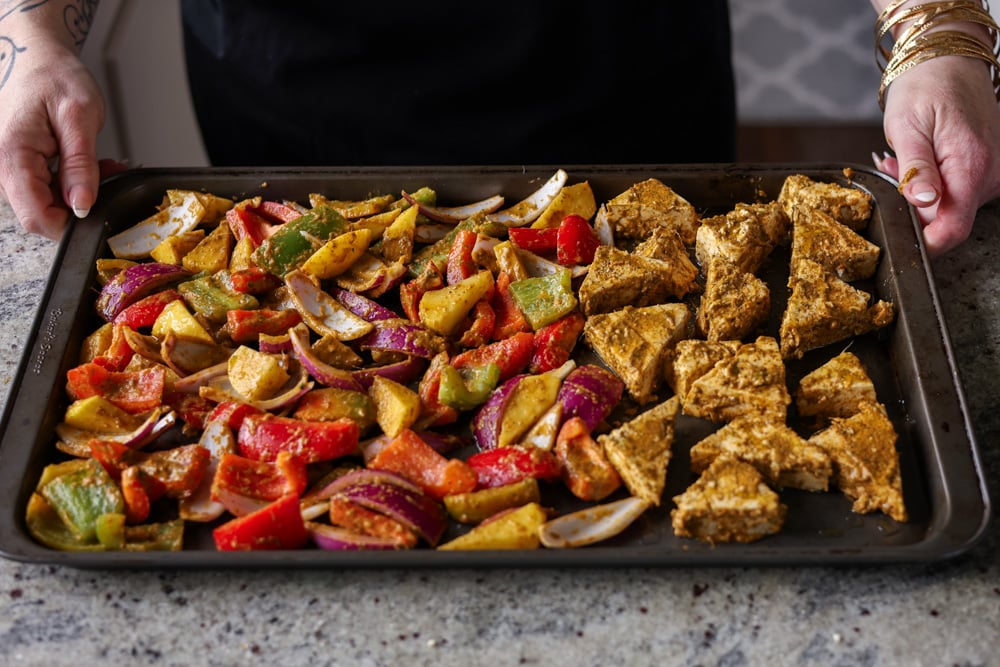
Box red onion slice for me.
[539,496,651,548]
[106,191,205,259]
[338,481,447,546]
[286,270,374,341]
[329,287,399,322]
[120,326,164,364]
[161,330,231,377]
[358,319,446,359]
[556,365,624,431]
[173,361,229,394]
[487,169,567,227]
[308,467,425,500]
[54,407,176,454]
[288,324,363,391]
[307,521,407,551]
[199,367,314,412]
[258,332,293,354]
[351,356,427,390]
[402,192,505,223]
[96,262,192,321]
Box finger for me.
[918,191,977,257]
[885,130,942,209]
[871,151,900,180]
[54,101,102,219]
[4,157,70,240]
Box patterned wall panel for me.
[731,0,884,122]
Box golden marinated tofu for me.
[696,257,770,342]
[695,207,774,275]
[807,402,907,522]
[667,339,742,402]
[778,173,873,231]
[633,226,700,297]
[598,396,680,506]
[779,258,895,359]
[795,351,878,423]
[680,336,791,423]
[671,456,787,544]
[578,245,690,316]
[790,206,880,282]
[689,414,832,492]
[601,178,700,244]
[735,200,791,247]
[584,303,691,404]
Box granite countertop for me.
[0,193,996,667]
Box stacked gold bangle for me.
[876,0,1000,109]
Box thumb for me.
[55,110,102,219]
[887,129,941,209]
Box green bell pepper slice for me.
[438,363,501,411]
[37,458,124,544]
[178,274,259,322]
[253,203,350,277]
[508,268,578,330]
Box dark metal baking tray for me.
[0,164,989,568]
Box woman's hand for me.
[0,37,104,240]
[875,55,1000,256]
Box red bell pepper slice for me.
[446,228,478,285]
[66,363,166,414]
[207,401,266,431]
[509,227,558,255]
[256,200,303,224]
[399,264,445,323]
[417,352,460,428]
[457,299,496,349]
[554,417,622,501]
[137,444,211,498]
[113,289,181,329]
[237,414,360,463]
[213,493,308,551]
[226,206,275,247]
[556,215,602,266]
[465,445,561,489]
[212,451,308,501]
[529,311,585,373]
[229,267,282,295]
[451,331,534,382]
[91,324,135,372]
[89,438,141,480]
[367,428,477,500]
[490,271,531,340]
[162,390,217,431]
[225,308,302,344]
[120,465,166,524]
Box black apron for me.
[181,1,735,166]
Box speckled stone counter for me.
[0,197,996,667]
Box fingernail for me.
[69,187,91,218]
[914,189,937,203]
[871,151,883,168]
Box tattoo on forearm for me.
[0,0,97,93]
[63,0,96,47]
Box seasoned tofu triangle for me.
[583,303,691,405]
[671,456,788,544]
[598,396,680,506]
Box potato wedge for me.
[443,478,541,524]
[418,270,494,336]
[437,502,548,550]
[369,375,421,438]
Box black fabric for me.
[180,1,735,167]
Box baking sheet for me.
[0,164,989,568]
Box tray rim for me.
[0,162,990,569]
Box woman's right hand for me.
[0,33,105,240]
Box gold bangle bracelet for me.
[876,0,1000,109]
